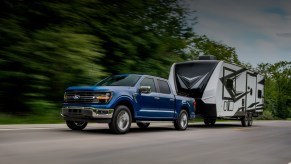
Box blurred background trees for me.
[0,0,290,119]
[256,62,291,119]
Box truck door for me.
[155,79,175,118]
[136,77,160,118]
[246,73,257,112]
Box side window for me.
[258,90,262,98]
[140,78,156,92]
[226,79,234,89]
[157,80,171,94]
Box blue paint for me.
[62,74,195,121]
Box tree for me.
[0,0,258,117]
[0,0,106,114]
[87,0,196,77]
[0,0,197,114]
[183,35,241,65]
[257,61,291,119]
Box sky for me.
[186,0,291,66]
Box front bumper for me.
[61,106,114,119]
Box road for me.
[0,121,291,164]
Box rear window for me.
[157,80,171,94]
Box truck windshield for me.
[96,74,141,87]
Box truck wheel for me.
[240,114,248,127]
[137,122,150,129]
[66,121,87,130]
[174,109,188,130]
[109,105,132,134]
[248,113,253,126]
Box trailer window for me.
[226,79,234,89]
[258,90,262,98]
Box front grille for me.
[64,91,96,103]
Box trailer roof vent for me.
[198,55,217,60]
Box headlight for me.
[94,92,112,104]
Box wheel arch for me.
[180,105,190,118]
[114,99,135,121]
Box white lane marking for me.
[0,127,55,131]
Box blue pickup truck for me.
[61,74,195,134]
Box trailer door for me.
[246,73,257,111]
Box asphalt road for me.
[0,121,291,164]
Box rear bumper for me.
[61,106,114,122]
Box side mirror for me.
[139,86,151,94]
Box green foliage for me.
[256,110,275,120]
[0,0,106,114]
[184,35,241,65]
[1,0,288,122]
[0,112,63,124]
[89,0,195,77]
[0,0,196,116]
[256,61,291,119]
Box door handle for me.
[154,97,160,100]
[170,98,174,101]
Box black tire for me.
[204,118,210,126]
[174,109,188,130]
[109,105,132,134]
[66,121,87,130]
[241,114,248,127]
[137,122,150,129]
[247,113,253,126]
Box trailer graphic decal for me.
[247,102,260,108]
[220,68,248,103]
[170,59,264,122]
[177,73,209,89]
[258,79,265,85]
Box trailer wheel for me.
[66,121,87,130]
[204,118,216,126]
[210,118,216,125]
[247,113,253,126]
[174,109,188,130]
[109,105,132,134]
[204,118,210,126]
[137,122,150,129]
[240,114,248,127]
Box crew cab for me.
[61,74,196,134]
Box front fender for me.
[110,95,139,118]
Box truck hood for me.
[65,86,133,92]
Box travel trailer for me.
[168,56,264,127]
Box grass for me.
[0,112,290,124]
[0,113,63,124]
